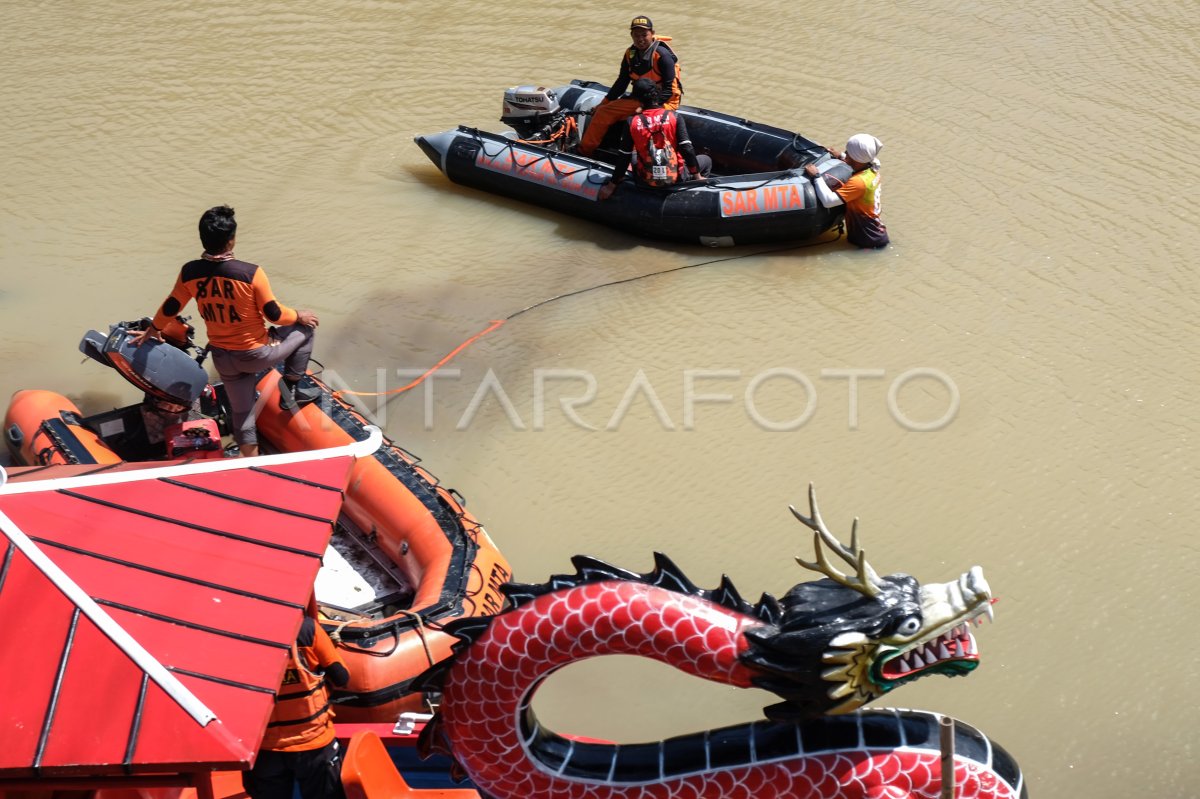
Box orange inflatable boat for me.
[3,319,511,723]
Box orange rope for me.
[515,116,578,147]
[331,319,506,399]
[329,230,839,402]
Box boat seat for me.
[342,730,479,799]
[343,730,412,799]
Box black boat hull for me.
[416,80,850,247]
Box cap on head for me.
[630,15,653,30]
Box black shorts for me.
[242,739,346,799]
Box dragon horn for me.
[790,484,883,598]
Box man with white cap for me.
[805,134,889,249]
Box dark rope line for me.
[507,228,843,320]
[702,173,801,191]
[468,129,593,177]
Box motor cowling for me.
[79,320,210,413]
[500,85,571,145]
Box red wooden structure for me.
[0,439,374,797]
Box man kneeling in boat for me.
[598,78,711,200]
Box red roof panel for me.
[45,546,301,647]
[0,443,370,781]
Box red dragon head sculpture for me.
[414,486,1023,799]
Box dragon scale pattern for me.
[437,580,1021,799]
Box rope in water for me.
[331,227,843,400]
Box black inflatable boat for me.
[415,80,851,247]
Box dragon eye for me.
[895,616,922,637]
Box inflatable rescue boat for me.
[415,79,852,247]
[3,319,511,723]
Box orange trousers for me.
[578,93,681,156]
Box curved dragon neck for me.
[436,580,1024,799]
[520,710,1023,794]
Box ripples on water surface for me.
[1,1,1197,796]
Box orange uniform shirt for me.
[152,258,297,350]
[262,619,348,753]
[832,168,889,249]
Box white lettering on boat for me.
[719,185,807,217]
[476,147,602,199]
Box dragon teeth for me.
[827,682,856,699]
[822,650,856,665]
[822,666,850,682]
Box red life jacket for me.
[630,109,682,187]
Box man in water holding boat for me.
[598,78,710,199]
[132,205,321,457]
[578,15,683,157]
[243,613,351,799]
[806,134,890,248]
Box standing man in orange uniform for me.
[578,15,684,157]
[133,205,321,456]
[806,134,890,249]
[243,615,352,799]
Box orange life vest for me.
[630,109,682,187]
[261,627,340,752]
[624,38,683,107]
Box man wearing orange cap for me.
[578,15,684,157]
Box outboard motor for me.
[79,319,211,414]
[79,318,223,448]
[500,85,577,151]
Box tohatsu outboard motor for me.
[79,319,211,413]
[500,85,578,151]
[78,318,225,449]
